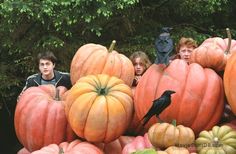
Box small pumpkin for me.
[65,74,133,143]
[148,120,195,149]
[70,40,134,86]
[195,125,236,154]
[14,85,76,152]
[31,139,103,154]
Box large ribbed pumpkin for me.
[70,40,134,86]
[224,52,236,115]
[14,85,76,152]
[65,74,133,143]
[190,29,236,72]
[134,59,224,135]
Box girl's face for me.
[133,57,146,76]
[179,45,195,64]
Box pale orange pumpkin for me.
[65,74,133,143]
[148,121,195,149]
[70,40,134,86]
[14,85,76,152]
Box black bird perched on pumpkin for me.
[141,90,176,126]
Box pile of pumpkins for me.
[15,30,236,154]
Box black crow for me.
[141,90,176,126]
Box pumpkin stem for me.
[59,147,64,154]
[212,137,221,147]
[55,88,60,101]
[98,87,107,95]
[108,40,116,52]
[171,119,177,127]
[225,28,232,55]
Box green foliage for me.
[0,0,236,110]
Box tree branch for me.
[172,23,214,36]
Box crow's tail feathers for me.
[141,116,151,126]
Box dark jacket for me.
[22,70,72,91]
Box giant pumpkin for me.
[134,59,224,135]
[14,85,76,152]
[65,74,133,143]
[70,40,134,86]
[190,28,236,72]
[224,52,236,115]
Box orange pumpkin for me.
[148,121,195,149]
[65,74,133,143]
[190,28,236,71]
[224,52,236,115]
[134,59,224,135]
[14,85,76,152]
[70,40,134,86]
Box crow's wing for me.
[141,95,171,126]
[141,99,159,126]
[142,103,156,120]
[153,95,171,116]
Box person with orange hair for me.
[171,37,198,64]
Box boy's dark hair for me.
[37,51,57,64]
